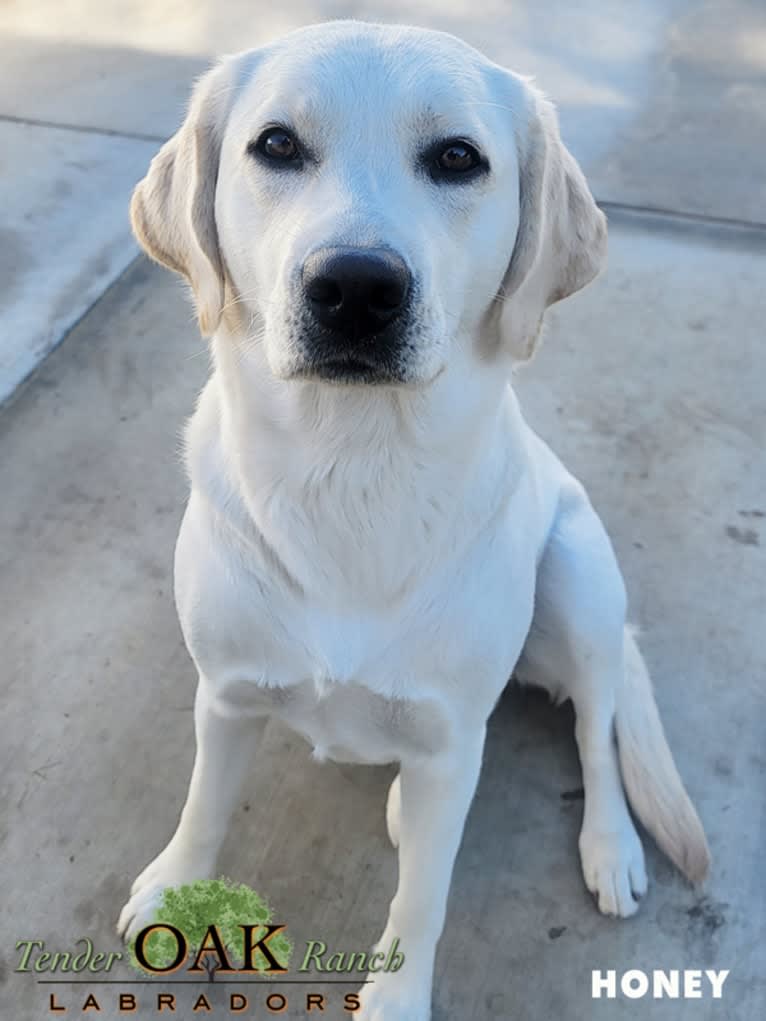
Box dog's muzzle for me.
[299,246,413,383]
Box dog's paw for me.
[357,974,431,1021]
[579,818,647,918]
[117,846,214,942]
[386,774,401,849]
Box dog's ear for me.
[493,79,607,361]
[130,58,239,336]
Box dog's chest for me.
[220,674,451,765]
[204,544,536,765]
[180,482,541,765]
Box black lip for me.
[297,355,399,385]
[315,358,391,383]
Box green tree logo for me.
[130,878,292,982]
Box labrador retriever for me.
[117,21,710,1019]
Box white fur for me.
[118,22,709,1019]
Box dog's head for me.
[132,22,606,386]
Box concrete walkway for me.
[1,3,764,1019]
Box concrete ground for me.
[1,2,764,1019]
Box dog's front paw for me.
[579,817,647,918]
[117,844,215,942]
[357,973,431,1021]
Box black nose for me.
[303,247,411,341]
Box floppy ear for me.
[130,58,238,336]
[494,79,607,361]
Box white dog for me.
[117,21,709,1019]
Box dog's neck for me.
[185,327,526,604]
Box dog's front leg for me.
[359,732,486,1021]
[117,675,260,941]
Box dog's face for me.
[215,26,523,386]
[132,22,606,386]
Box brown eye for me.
[249,127,302,167]
[436,141,482,175]
[264,130,297,159]
[428,138,488,182]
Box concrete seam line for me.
[597,199,766,236]
[0,112,166,144]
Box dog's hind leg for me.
[517,480,708,916]
[386,773,401,848]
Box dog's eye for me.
[430,140,485,181]
[249,127,302,166]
